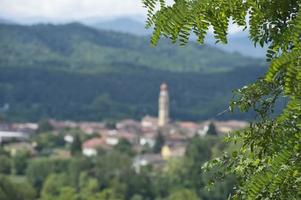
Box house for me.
[141,116,158,131]
[49,119,77,130]
[64,135,74,143]
[105,137,119,146]
[133,154,165,173]
[116,119,141,134]
[11,123,38,134]
[101,129,119,146]
[117,131,138,144]
[178,121,200,137]
[139,133,156,147]
[0,131,28,144]
[215,120,248,133]
[78,122,106,134]
[82,137,108,156]
[4,142,35,156]
[161,144,186,160]
[198,120,248,135]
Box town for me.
[0,83,247,169]
[0,1,298,199]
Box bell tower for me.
[158,83,169,126]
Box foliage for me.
[185,136,234,199]
[0,135,233,200]
[33,132,65,152]
[167,189,199,200]
[57,187,77,200]
[0,146,8,156]
[41,173,70,200]
[0,65,265,122]
[0,23,262,73]
[206,122,218,136]
[78,175,100,200]
[105,120,117,130]
[37,136,232,199]
[130,194,143,200]
[155,136,235,200]
[11,150,30,175]
[97,188,123,200]
[0,23,266,122]
[0,155,11,174]
[124,171,156,200]
[26,158,69,191]
[70,133,82,156]
[153,131,165,153]
[143,0,301,199]
[67,157,93,189]
[94,151,132,189]
[37,119,53,133]
[0,175,36,200]
[114,138,134,156]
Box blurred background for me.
[0,1,268,200]
[0,0,267,122]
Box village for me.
[0,83,248,169]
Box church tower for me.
[158,83,169,127]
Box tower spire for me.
[158,82,169,126]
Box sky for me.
[0,0,147,23]
[0,0,243,33]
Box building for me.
[133,154,165,173]
[82,137,108,156]
[0,131,28,144]
[158,83,169,127]
[141,116,158,132]
[4,142,35,156]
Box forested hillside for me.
[85,17,266,58]
[0,23,266,122]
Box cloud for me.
[0,0,243,34]
[0,0,146,23]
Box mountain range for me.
[83,17,267,58]
[0,16,267,58]
[83,17,152,36]
[0,22,267,122]
[0,18,13,24]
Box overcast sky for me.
[0,0,243,33]
[0,0,148,23]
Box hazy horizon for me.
[0,0,244,34]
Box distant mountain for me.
[84,17,152,36]
[0,23,267,122]
[205,32,267,58]
[0,18,13,24]
[0,23,262,73]
[87,17,266,58]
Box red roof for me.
[82,137,106,149]
[179,121,199,129]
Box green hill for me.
[0,23,263,73]
[0,23,267,122]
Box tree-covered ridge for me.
[0,23,263,73]
[0,23,266,122]
[142,0,301,199]
[0,66,265,122]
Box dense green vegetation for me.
[0,65,265,122]
[143,0,301,199]
[0,23,262,73]
[0,23,266,122]
[0,134,235,200]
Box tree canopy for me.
[0,23,264,122]
[143,0,301,199]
